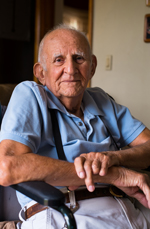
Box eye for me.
[74,55,84,64]
[54,57,64,65]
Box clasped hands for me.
[71,151,150,208]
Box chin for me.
[62,88,84,98]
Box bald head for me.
[38,24,92,70]
[33,23,97,103]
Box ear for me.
[33,63,46,85]
[90,55,97,79]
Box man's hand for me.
[74,128,150,186]
[74,156,150,208]
[74,151,119,191]
[112,167,150,208]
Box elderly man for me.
[1,24,150,229]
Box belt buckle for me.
[109,186,124,198]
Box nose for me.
[64,58,78,76]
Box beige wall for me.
[92,0,150,128]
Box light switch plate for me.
[105,55,112,70]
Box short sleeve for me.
[111,99,145,146]
[0,82,43,153]
[87,87,145,148]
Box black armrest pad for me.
[11,181,65,207]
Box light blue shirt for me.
[0,81,145,207]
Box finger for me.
[74,156,86,179]
[99,160,109,176]
[123,186,149,208]
[92,159,101,174]
[137,174,150,208]
[85,177,95,192]
[134,192,149,208]
[121,172,150,208]
[84,160,95,192]
[141,185,150,208]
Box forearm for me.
[0,152,78,186]
[0,152,119,187]
[45,162,128,188]
[0,145,122,188]
[0,140,81,187]
[0,140,116,187]
[2,149,150,209]
[116,139,150,169]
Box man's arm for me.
[74,128,150,179]
[118,127,150,168]
[0,139,80,187]
[1,139,150,208]
[1,140,122,188]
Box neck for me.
[59,96,84,121]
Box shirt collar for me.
[45,86,68,113]
[45,86,104,117]
[82,89,104,116]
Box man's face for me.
[40,29,94,100]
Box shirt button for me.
[78,122,83,126]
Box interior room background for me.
[0,0,150,128]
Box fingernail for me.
[88,185,95,192]
[79,172,85,178]
[100,171,105,176]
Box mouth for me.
[62,79,80,82]
[61,80,80,84]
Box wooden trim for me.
[88,0,93,49]
[87,0,94,88]
[33,0,55,82]
[33,0,41,82]
[144,14,150,43]
[146,0,150,6]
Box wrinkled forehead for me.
[42,29,91,58]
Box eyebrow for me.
[74,51,85,57]
[53,51,86,59]
[53,53,62,58]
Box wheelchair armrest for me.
[11,181,65,207]
[11,181,77,229]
